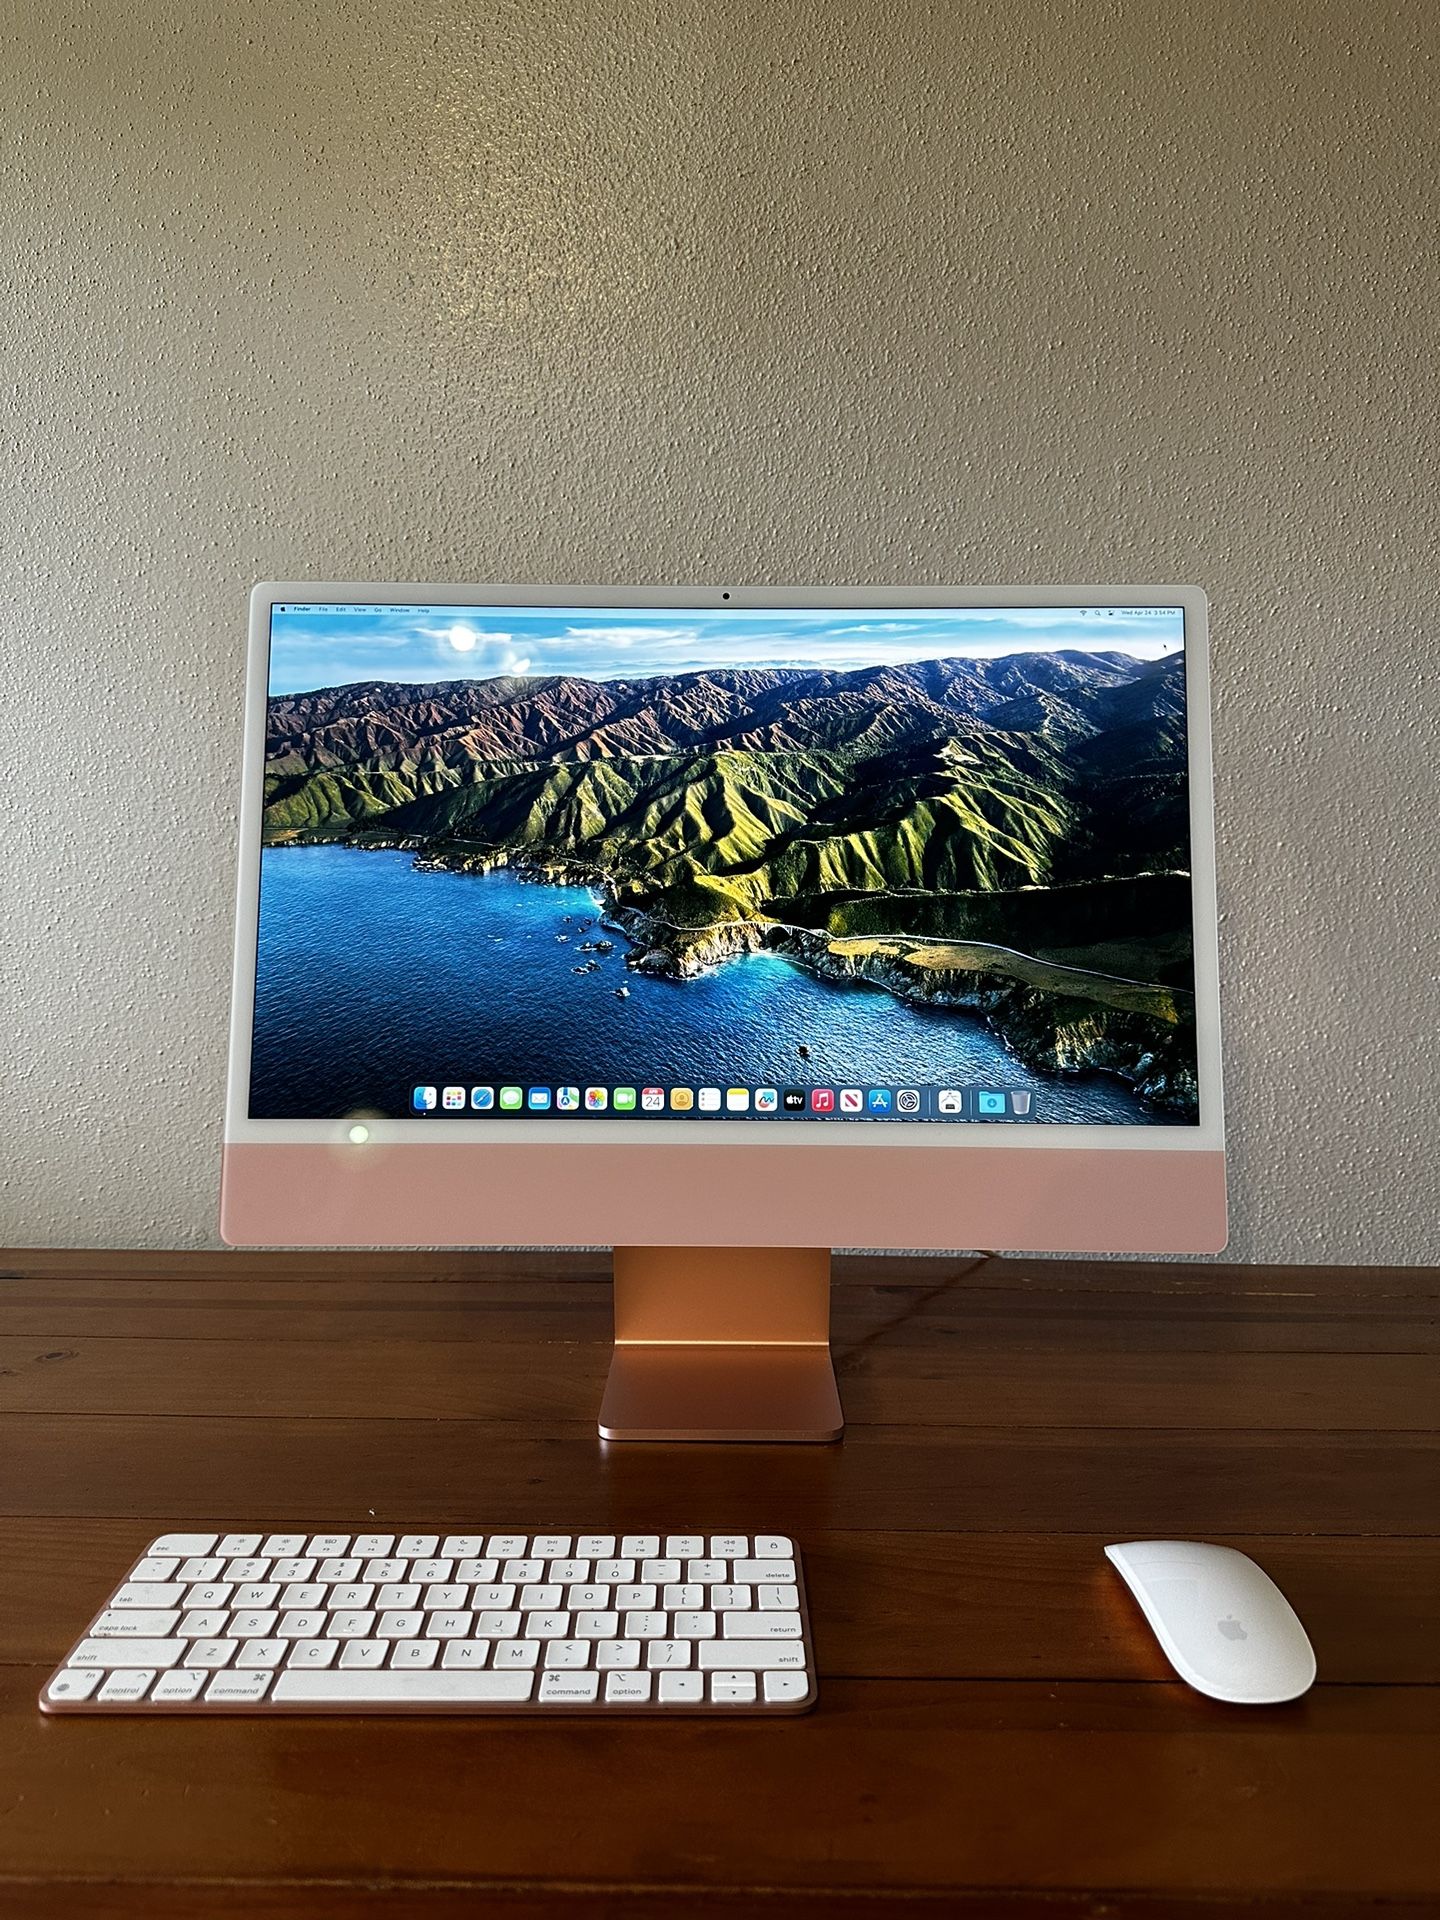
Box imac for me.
[222,584,1225,1441]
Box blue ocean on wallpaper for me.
[249,847,1158,1125]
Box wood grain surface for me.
[1,1250,1437,1917]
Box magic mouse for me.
[1105,1540,1317,1704]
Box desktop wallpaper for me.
[250,603,1200,1125]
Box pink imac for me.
[222,584,1225,1442]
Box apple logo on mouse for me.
[1217,1616,1247,1641]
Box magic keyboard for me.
[40,1529,817,1715]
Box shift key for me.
[698,1641,806,1670]
[70,1637,185,1669]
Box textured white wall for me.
[1,0,1435,1259]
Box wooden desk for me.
[1,1250,1437,1916]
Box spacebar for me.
[271,1670,535,1706]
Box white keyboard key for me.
[364,1559,409,1584]
[471,1584,516,1610]
[185,1583,235,1610]
[329,1584,375,1610]
[665,1535,704,1559]
[576,1535,615,1558]
[672,1612,716,1639]
[709,1535,749,1559]
[352,1534,394,1557]
[91,1609,181,1637]
[98,1668,155,1703]
[640,1559,681,1584]
[184,1640,235,1670]
[425,1612,472,1639]
[287,1640,339,1669]
[621,1535,659,1559]
[232,1583,279,1609]
[397,1535,438,1558]
[491,1639,539,1669]
[595,1559,634,1584]
[180,1610,230,1638]
[764,1671,811,1704]
[317,1558,361,1583]
[532,1534,572,1559]
[548,1559,590,1585]
[309,1534,351,1558]
[615,1584,657,1611]
[152,1533,217,1556]
[328,1611,377,1639]
[663,1585,704,1611]
[710,1585,753,1611]
[595,1639,640,1670]
[544,1640,591,1669]
[501,1559,544,1584]
[216,1534,262,1558]
[567,1585,611,1611]
[645,1640,692,1670]
[339,1640,388,1669]
[412,1559,454,1584]
[455,1559,498,1584]
[686,1560,726,1585]
[131,1556,181,1581]
[422,1584,468,1611]
[206,1670,273,1703]
[538,1670,599,1704]
[698,1642,807,1671]
[475,1610,522,1638]
[226,1610,279,1639]
[377,1611,423,1638]
[226,1559,272,1583]
[657,1672,704,1704]
[280,1583,327,1610]
[279,1611,325,1638]
[711,1671,758,1704]
[376,1583,421,1610]
[732,1560,797,1584]
[150,1668,207,1703]
[262,1535,306,1558]
[525,1612,569,1639]
[486,1535,528,1559]
[273,1670,534,1705]
[605,1670,651,1704]
[518,1583,562,1611]
[113,1582,185,1607]
[758,1585,801,1611]
[390,1640,439,1670]
[236,1639,289,1668]
[441,1535,486,1559]
[723,1611,803,1640]
[754,1536,794,1559]
[441,1640,491,1669]
[572,1611,620,1639]
[72,1637,183,1669]
[624,1611,667,1640]
[177,1557,225,1582]
[46,1668,102,1703]
[270,1558,315,1583]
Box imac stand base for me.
[598,1246,843,1443]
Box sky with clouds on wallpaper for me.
[267,600,1185,695]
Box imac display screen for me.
[250,601,1199,1126]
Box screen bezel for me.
[225,582,1223,1154]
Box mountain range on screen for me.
[261,649,1199,1115]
